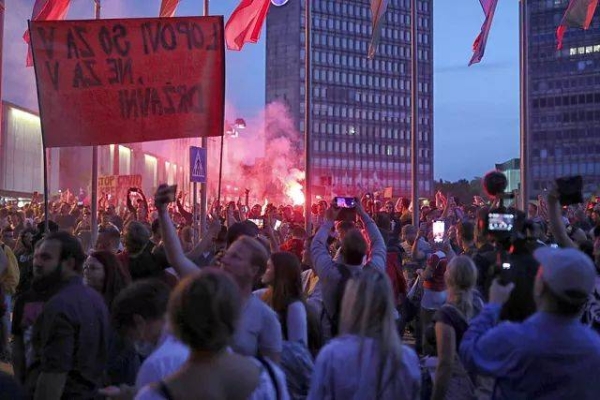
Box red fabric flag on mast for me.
[24,0,71,67]
[469,0,499,66]
[160,0,180,18]
[225,0,271,51]
[556,0,598,50]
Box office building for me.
[528,0,600,197]
[266,0,434,199]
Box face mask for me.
[134,340,155,357]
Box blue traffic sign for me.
[190,146,207,183]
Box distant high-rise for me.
[266,0,434,199]
[527,0,600,196]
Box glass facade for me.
[266,0,434,198]
[528,0,600,196]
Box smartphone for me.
[165,185,177,203]
[433,220,445,243]
[487,213,515,232]
[249,219,264,229]
[333,197,356,208]
[556,175,583,206]
[274,220,282,230]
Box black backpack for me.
[325,263,354,337]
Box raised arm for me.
[155,184,201,278]
[356,199,386,270]
[547,189,577,249]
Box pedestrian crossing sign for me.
[190,146,207,183]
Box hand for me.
[207,213,222,236]
[489,279,515,305]
[546,188,560,204]
[154,184,173,212]
[416,268,424,277]
[355,197,369,219]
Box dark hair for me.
[124,221,150,253]
[89,250,131,309]
[458,221,475,243]
[170,269,241,352]
[226,221,258,247]
[43,231,87,273]
[111,279,170,334]
[337,221,355,234]
[341,229,368,266]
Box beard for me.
[32,263,64,293]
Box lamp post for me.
[218,118,246,207]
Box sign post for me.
[190,146,207,244]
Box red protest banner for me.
[29,17,225,148]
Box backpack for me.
[325,263,353,338]
[0,244,20,296]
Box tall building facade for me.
[528,0,600,197]
[266,0,433,200]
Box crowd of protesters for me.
[0,172,600,399]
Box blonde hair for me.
[340,267,403,395]
[445,255,478,319]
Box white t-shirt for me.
[135,334,190,391]
[231,295,283,357]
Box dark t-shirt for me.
[26,276,109,399]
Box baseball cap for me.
[534,247,596,304]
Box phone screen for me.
[274,220,282,230]
[433,221,445,243]
[488,213,515,232]
[335,197,356,208]
[249,219,264,229]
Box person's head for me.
[123,221,150,254]
[527,202,538,219]
[96,226,121,253]
[32,231,86,291]
[340,267,402,364]
[340,229,368,266]
[533,247,596,317]
[291,226,306,240]
[457,221,475,249]
[19,228,37,250]
[226,221,259,248]
[170,269,241,354]
[106,205,116,216]
[336,220,355,241]
[1,226,14,243]
[445,256,478,319]
[111,279,171,356]
[301,236,314,267]
[180,226,193,243]
[385,201,395,214]
[84,250,129,308]
[220,236,269,292]
[60,203,70,215]
[261,252,303,311]
[401,224,417,245]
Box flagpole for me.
[519,0,529,210]
[91,0,101,246]
[410,0,419,226]
[304,0,312,235]
[200,0,209,233]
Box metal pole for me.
[217,135,224,209]
[304,0,312,234]
[519,0,528,210]
[192,182,198,243]
[199,0,209,233]
[410,0,419,226]
[91,0,101,246]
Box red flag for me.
[469,0,499,66]
[160,0,180,18]
[225,0,271,51]
[556,0,598,50]
[368,0,390,59]
[24,0,71,67]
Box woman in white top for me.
[135,269,289,400]
[308,266,421,400]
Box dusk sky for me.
[4,0,521,181]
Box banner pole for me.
[199,0,209,234]
[304,0,312,235]
[519,0,529,210]
[410,0,419,227]
[217,135,224,208]
[90,0,101,247]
